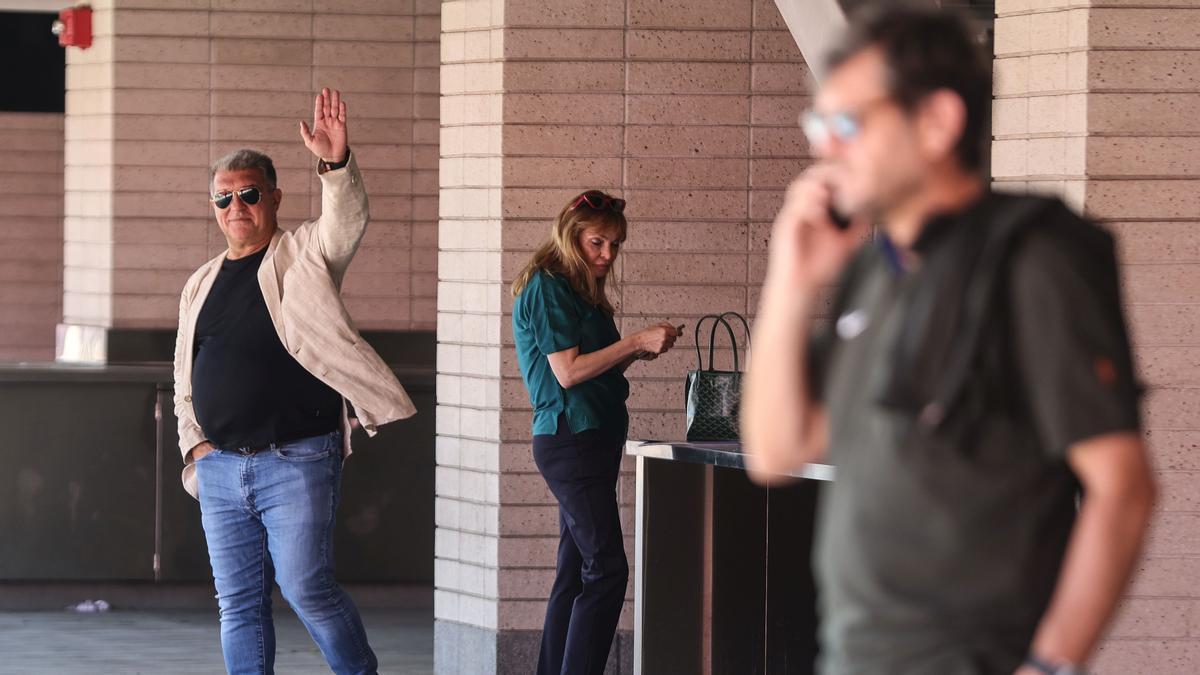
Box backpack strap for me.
[917,197,1051,430]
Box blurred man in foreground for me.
[743,6,1155,674]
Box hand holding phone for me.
[766,168,864,289]
[638,322,683,357]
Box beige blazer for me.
[173,154,417,498]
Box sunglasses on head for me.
[570,192,626,213]
[211,186,263,209]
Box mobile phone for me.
[827,204,852,230]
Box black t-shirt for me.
[809,193,1142,674]
[191,247,342,449]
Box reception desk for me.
[626,441,835,675]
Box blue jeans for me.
[195,430,377,675]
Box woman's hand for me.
[557,322,683,382]
[637,322,682,356]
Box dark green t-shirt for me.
[512,269,630,437]
[810,194,1142,674]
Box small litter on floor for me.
[65,599,111,613]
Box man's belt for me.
[231,442,274,455]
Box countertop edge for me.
[625,440,835,481]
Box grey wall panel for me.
[0,382,157,579]
[335,386,436,583]
[2,362,435,584]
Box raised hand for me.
[300,87,349,163]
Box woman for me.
[511,189,682,675]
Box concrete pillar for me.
[434,0,814,671]
[993,1,1200,668]
[58,0,438,363]
[435,0,507,667]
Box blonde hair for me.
[511,190,628,315]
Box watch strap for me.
[1025,653,1086,675]
[319,149,351,172]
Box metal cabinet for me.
[1,375,160,580]
[0,364,434,583]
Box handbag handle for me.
[694,314,744,372]
[713,312,750,372]
[694,315,729,371]
[717,311,750,352]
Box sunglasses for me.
[211,186,263,209]
[800,96,894,149]
[570,192,626,213]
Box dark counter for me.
[0,361,435,584]
[0,362,433,386]
[627,439,831,675]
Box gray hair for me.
[209,148,277,194]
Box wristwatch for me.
[318,149,351,173]
[1025,653,1088,675]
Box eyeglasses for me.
[800,96,894,149]
[211,186,263,209]
[570,192,626,213]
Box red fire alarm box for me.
[52,6,93,50]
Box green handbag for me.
[685,312,751,442]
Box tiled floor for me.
[0,607,433,674]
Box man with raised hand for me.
[174,88,415,675]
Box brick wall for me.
[0,112,63,361]
[62,0,437,338]
[434,0,813,663]
[993,2,1200,671]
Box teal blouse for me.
[512,269,630,437]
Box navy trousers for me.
[532,416,629,675]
